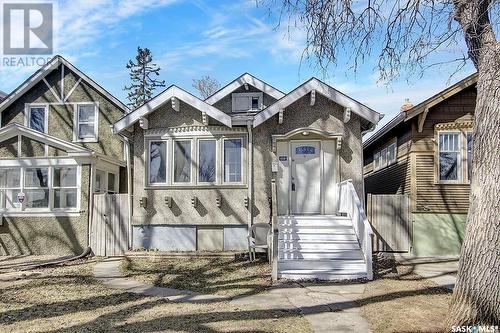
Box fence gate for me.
[367,194,411,252]
[90,194,129,256]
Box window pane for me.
[107,173,116,193]
[387,144,396,163]
[53,167,77,187]
[95,170,106,192]
[467,133,473,181]
[439,152,458,180]
[29,107,45,132]
[25,189,49,208]
[174,141,191,183]
[54,189,77,209]
[149,141,166,184]
[78,105,95,122]
[0,169,20,188]
[251,97,259,109]
[78,124,95,139]
[224,139,242,183]
[25,168,48,188]
[199,140,216,182]
[0,189,21,210]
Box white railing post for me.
[337,179,373,280]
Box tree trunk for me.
[448,0,500,326]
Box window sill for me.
[73,139,98,143]
[144,184,248,190]
[434,181,470,185]
[0,211,82,217]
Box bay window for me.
[0,166,80,214]
[146,136,245,187]
[437,130,473,183]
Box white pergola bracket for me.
[310,89,316,106]
[202,112,208,126]
[278,109,284,124]
[244,83,249,91]
[139,117,149,130]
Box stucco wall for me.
[252,93,365,224]
[0,165,90,255]
[132,102,249,226]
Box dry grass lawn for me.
[357,256,453,333]
[0,258,311,333]
[122,256,271,298]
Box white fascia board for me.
[253,78,382,128]
[205,73,285,105]
[113,86,233,133]
[0,123,90,154]
[0,56,129,115]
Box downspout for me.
[247,120,253,232]
[119,134,133,250]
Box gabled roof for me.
[205,73,285,105]
[0,55,129,114]
[363,72,477,149]
[0,123,91,154]
[253,78,382,128]
[113,85,233,133]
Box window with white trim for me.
[224,138,242,183]
[75,104,98,141]
[231,92,263,112]
[27,105,48,133]
[94,169,118,193]
[0,166,80,213]
[146,136,246,187]
[373,142,397,171]
[438,132,461,181]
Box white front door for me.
[290,141,321,214]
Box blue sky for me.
[0,0,475,133]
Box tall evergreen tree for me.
[124,47,165,108]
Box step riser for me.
[279,234,358,241]
[279,252,364,260]
[279,242,361,250]
[278,261,366,271]
[279,220,352,226]
[279,273,367,281]
[279,227,355,234]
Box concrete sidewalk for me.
[94,258,372,333]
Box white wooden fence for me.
[367,194,411,252]
[90,194,129,256]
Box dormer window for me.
[231,92,263,112]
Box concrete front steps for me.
[277,215,368,281]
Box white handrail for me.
[337,179,373,280]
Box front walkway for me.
[94,258,371,333]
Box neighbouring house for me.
[0,55,129,255]
[363,73,477,257]
[0,90,7,102]
[113,73,382,280]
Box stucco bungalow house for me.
[363,73,477,256]
[113,74,382,280]
[0,55,129,255]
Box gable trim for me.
[253,78,381,128]
[205,73,285,105]
[113,85,233,133]
[0,55,129,114]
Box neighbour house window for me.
[28,106,47,133]
[373,142,397,171]
[231,93,263,112]
[0,166,80,213]
[75,104,98,141]
[146,136,245,187]
[0,169,21,211]
[149,141,167,184]
[438,132,461,181]
[198,140,216,183]
[173,140,192,183]
[467,132,473,181]
[224,139,242,183]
